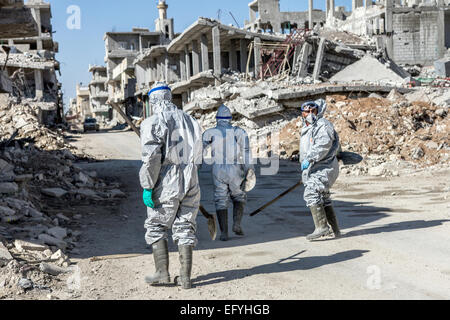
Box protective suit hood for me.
[216,104,232,125]
[302,99,327,126]
[148,82,175,114]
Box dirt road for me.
[52,130,450,300]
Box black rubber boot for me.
[306,205,331,241]
[176,245,193,289]
[216,209,229,241]
[145,239,170,285]
[325,205,341,238]
[232,201,245,236]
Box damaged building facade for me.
[327,0,450,66]
[75,83,91,121]
[0,0,63,125]
[0,0,38,94]
[88,65,111,122]
[102,0,175,121]
[79,0,449,124]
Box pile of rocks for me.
[187,76,448,177]
[0,96,73,152]
[0,96,126,296]
[276,92,449,176]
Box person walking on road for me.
[139,82,203,289]
[202,105,255,241]
[299,99,341,240]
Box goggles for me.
[300,102,319,112]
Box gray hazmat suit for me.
[202,105,253,211]
[299,99,340,208]
[139,84,203,247]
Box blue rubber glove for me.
[143,189,154,208]
[301,160,311,171]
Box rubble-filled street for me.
[2,130,448,300]
[1,0,450,302]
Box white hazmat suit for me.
[139,83,203,247]
[299,99,341,240]
[202,105,254,240]
[299,99,340,208]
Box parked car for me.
[83,118,100,132]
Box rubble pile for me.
[0,96,69,151]
[278,93,449,176]
[188,77,449,177]
[0,97,126,297]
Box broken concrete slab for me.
[41,188,68,198]
[434,58,450,77]
[75,188,102,199]
[270,84,412,101]
[0,242,13,267]
[229,97,284,119]
[108,189,126,198]
[0,182,18,194]
[38,234,67,250]
[76,172,94,186]
[329,55,407,84]
[0,205,15,216]
[240,86,267,100]
[0,71,12,93]
[0,159,14,174]
[50,249,67,261]
[56,213,70,222]
[46,227,67,241]
[14,174,33,182]
[39,262,69,276]
[14,240,49,252]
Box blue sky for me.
[43,0,352,108]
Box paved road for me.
[63,130,450,300]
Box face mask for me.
[306,113,317,124]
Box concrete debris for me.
[329,55,407,85]
[46,227,67,241]
[0,205,15,216]
[185,73,448,177]
[0,242,13,267]
[434,58,450,78]
[39,262,69,276]
[38,234,67,250]
[368,165,385,177]
[0,93,127,297]
[17,278,33,290]
[14,239,48,252]
[386,89,406,102]
[0,182,18,194]
[41,188,68,198]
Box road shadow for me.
[193,249,370,287]
[71,158,449,260]
[342,219,450,238]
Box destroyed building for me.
[103,1,176,121]
[327,0,450,66]
[0,0,38,94]
[78,0,448,151]
[88,65,111,122]
[134,17,288,115]
[0,0,63,125]
[245,0,328,32]
[75,83,91,121]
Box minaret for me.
[155,0,174,41]
[157,0,168,20]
